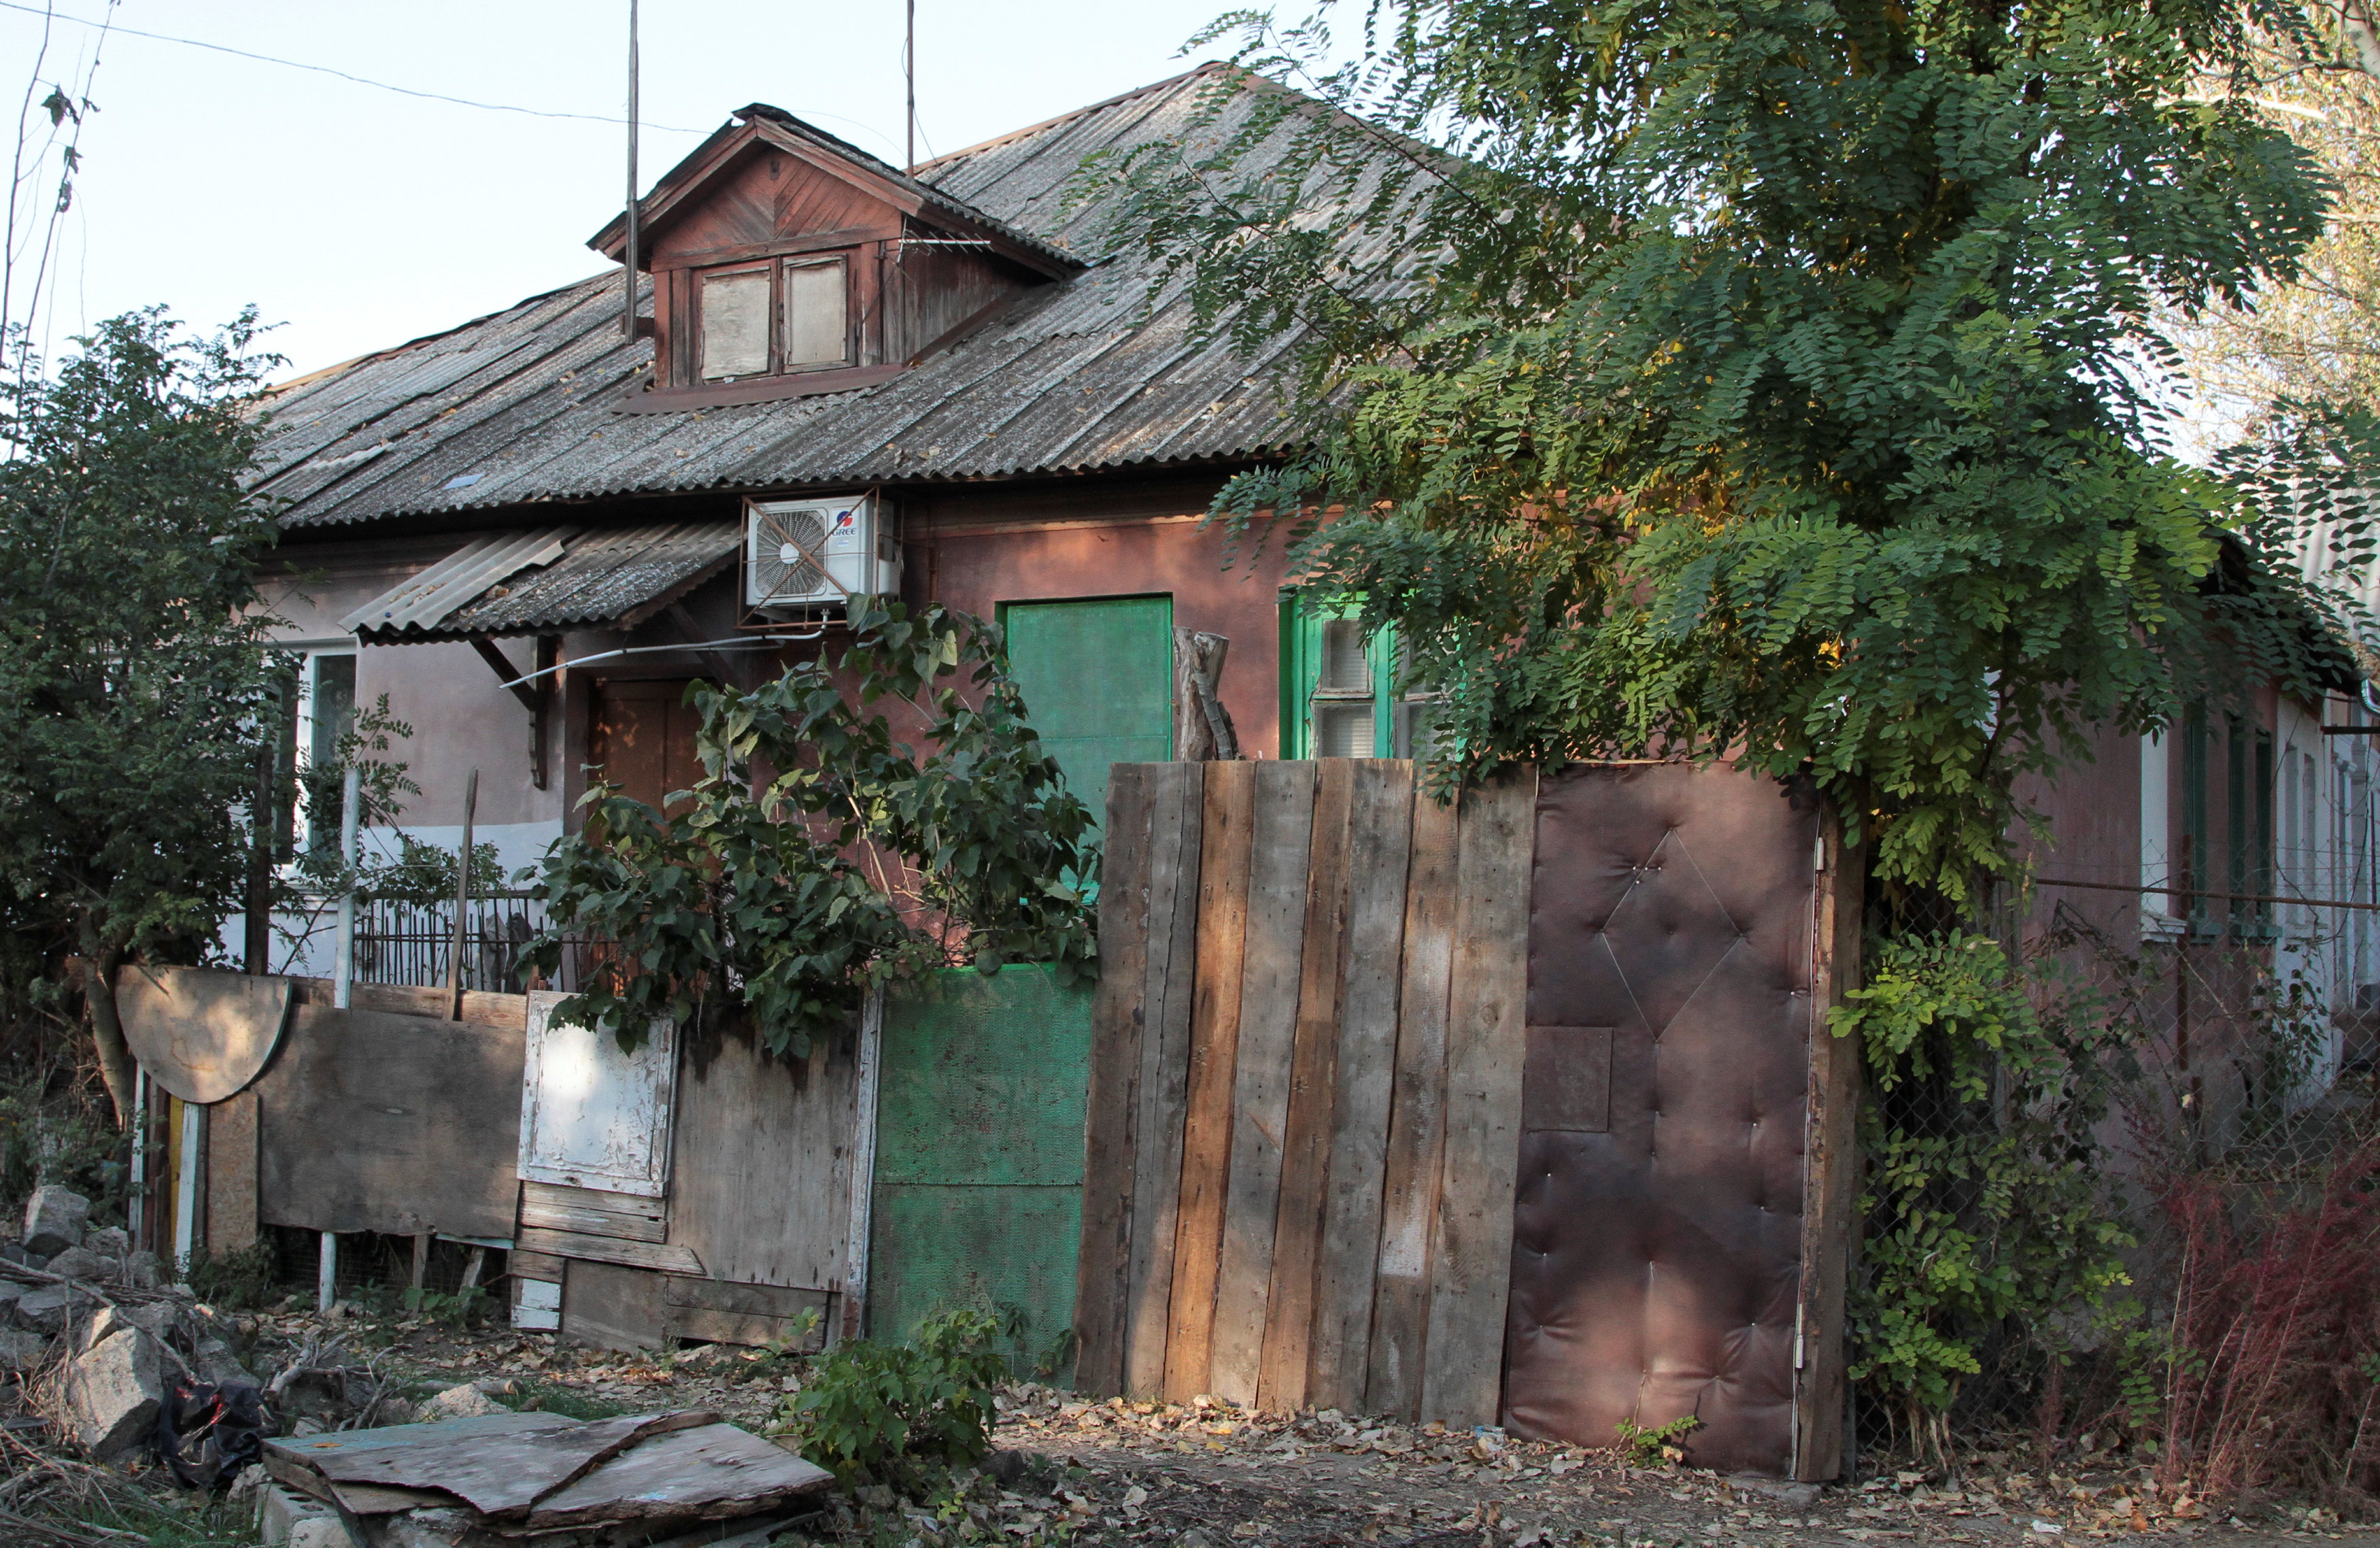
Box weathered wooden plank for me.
[518,1181,669,1245]
[1208,760,1319,1408]
[667,1027,855,1290]
[1163,758,1256,1402]
[286,976,526,1033]
[664,1277,831,1351]
[1795,812,1865,1481]
[1307,761,1415,1413]
[518,1227,704,1277]
[1365,779,1463,1419]
[1075,762,1156,1397]
[560,1260,672,1351]
[508,1250,566,1283]
[1123,761,1204,1398]
[253,1005,524,1239]
[204,1089,260,1255]
[1420,767,1539,1427]
[1256,758,1356,1413]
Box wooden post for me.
[245,739,276,974]
[448,769,479,1020]
[1793,811,1866,1481]
[411,1232,432,1292]
[334,764,362,1011]
[128,1067,149,1255]
[838,982,885,1345]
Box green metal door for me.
[1002,596,1173,828]
[870,965,1094,1377]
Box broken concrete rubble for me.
[22,1183,89,1256]
[54,1317,163,1458]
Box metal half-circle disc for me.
[116,966,293,1103]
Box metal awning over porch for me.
[337,522,742,643]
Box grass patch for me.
[5,1480,262,1547]
[490,1381,631,1421]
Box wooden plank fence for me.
[1075,758,1536,1425]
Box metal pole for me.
[905,0,917,171]
[318,1232,337,1315]
[333,763,362,1011]
[624,0,641,339]
[448,769,478,1020]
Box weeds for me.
[2154,1138,2380,1509]
[1612,1415,1701,1468]
[780,1304,1015,1484]
[400,1283,490,1330]
[490,1380,630,1421]
[185,1243,277,1311]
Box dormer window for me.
[699,254,853,381]
[595,102,1086,411]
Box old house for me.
[134,63,2376,1481]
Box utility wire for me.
[0,1,712,133]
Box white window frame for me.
[287,643,358,870]
[2141,730,2181,941]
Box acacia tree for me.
[0,309,287,1126]
[1089,0,2349,902]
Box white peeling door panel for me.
[519,991,677,1197]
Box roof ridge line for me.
[909,62,1229,178]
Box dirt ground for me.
[206,1305,2377,1548]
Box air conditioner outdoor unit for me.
[743,494,898,613]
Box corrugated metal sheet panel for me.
[442,522,741,637]
[339,527,576,637]
[258,67,1364,529]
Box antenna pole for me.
[624,0,641,339]
[905,0,916,171]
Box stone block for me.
[417,1381,502,1419]
[256,1481,360,1547]
[43,1246,110,1283]
[83,1226,128,1257]
[121,1249,162,1290]
[13,1283,90,1334]
[22,1185,88,1256]
[58,1328,163,1459]
[0,1328,47,1372]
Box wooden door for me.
[588,679,704,818]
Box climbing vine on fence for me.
[523,599,1098,1059]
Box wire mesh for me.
[1848,881,2380,1488]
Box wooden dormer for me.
[590,104,1083,411]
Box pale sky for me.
[0,1,1243,380]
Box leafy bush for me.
[781,1305,1015,1484]
[1829,932,2138,1458]
[525,599,1099,1061]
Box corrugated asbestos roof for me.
[254,66,1346,531]
[343,522,743,641]
[338,527,574,637]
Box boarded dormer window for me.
[698,254,853,382]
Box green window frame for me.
[1278,592,1445,760]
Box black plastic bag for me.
[150,1378,266,1490]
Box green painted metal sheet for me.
[1002,596,1172,829]
[870,964,1093,1379]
